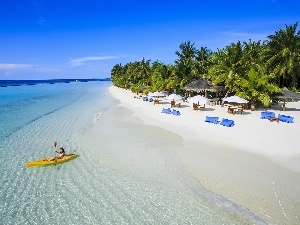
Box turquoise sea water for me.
[0,81,267,225]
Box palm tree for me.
[124,62,140,84]
[241,39,264,73]
[175,41,198,85]
[266,22,300,88]
[111,63,125,87]
[195,46,212,76]
[237,68,282,108]
[207,41,244,96]
[150,61,168,91]
[165,64,180,92]
[140,57,151,85]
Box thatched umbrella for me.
[274,87,300,111]
[136,84,148,94]
[183,78,223,97]
[137,84,148,90]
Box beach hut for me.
[183,78,223,97]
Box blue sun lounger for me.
[205,116,219,124]
[220,118,235,127]
[278,114,294,123]
[171,109,181,116]
[142,96,148,101]
[261,111,275,119]
[148,98,153,102]
[161,108,172,114]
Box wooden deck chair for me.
[193,103,199,110]
[235,106,244,114]
[199,104,205,111]
[171,100,176,108]
[227,106,232,113]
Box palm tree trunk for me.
[221,89,230,106]
[224,89,230,98]
[292,73,296,88]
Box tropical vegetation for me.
[111,22,300,108]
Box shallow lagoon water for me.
[0,81,266,224]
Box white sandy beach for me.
[108,86,300,225]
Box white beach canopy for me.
[165,94,183,101]
[148,91,165,97]
[188,95,210,105]
[222,95,249,104]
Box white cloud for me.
[69,56,119,67]
[0,63,60,76]
[0,63,32,70]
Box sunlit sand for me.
[109,86,300,225]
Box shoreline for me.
[108,86,300,225]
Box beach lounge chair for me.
[148,98,153,102]
[278,114,294,123]
[220,118,235,127]
[142,96,148,101]
[171,109,181,116]
[260,111,275,119]
[161,108,172,114]
[205,116,219,124]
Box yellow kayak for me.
[25,154,77,167]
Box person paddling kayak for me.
[49,147,65,161]
[27,141,77,167]
[57,147,65,158]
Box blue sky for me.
[0,0,299,80]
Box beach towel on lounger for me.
[171,109,181,116]
[220,118,234,127]
[205,116,219,124]
[161,108,171,114]
[278,114,294,123]
[261,111,275,119]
